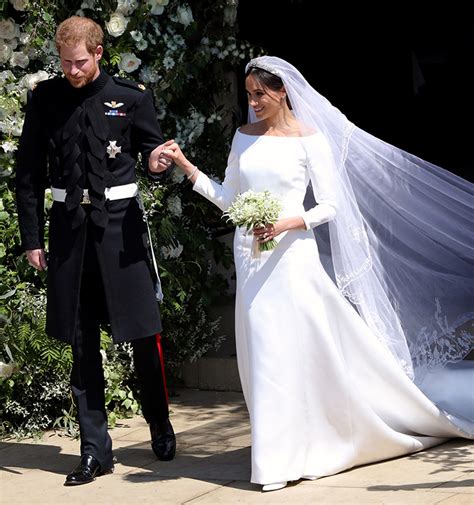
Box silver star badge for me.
[107,140,122,159]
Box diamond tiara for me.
[245,58,282,77]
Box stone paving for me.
[1,388,473,504]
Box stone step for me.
[180,357,242,392]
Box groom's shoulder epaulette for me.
[112,76,147,93]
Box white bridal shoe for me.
[262,481,288,492]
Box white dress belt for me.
[51,183,138,203]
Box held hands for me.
[26,248,47,271]
[160,141,196,174]
[148,140,175,173]
[150,139,198,181]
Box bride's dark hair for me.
[245,67,292,109]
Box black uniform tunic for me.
[16,70,165,344]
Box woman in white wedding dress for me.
[159,56,474,492]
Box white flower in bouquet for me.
[223,190,282,251]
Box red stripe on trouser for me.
[156,333,169,404]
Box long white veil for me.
[245,56,474,384]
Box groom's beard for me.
[66,64,98,89]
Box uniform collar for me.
[67,68,110,99]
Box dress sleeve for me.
[192,135,240,212]
[301,134,338,230]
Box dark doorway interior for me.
[237,2,473,180]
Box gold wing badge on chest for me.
[104,101,126,116]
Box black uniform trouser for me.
[70,232,169,469]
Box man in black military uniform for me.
[15,16,175,486]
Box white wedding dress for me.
[193,129,474,485]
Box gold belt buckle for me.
[81,189,91,204]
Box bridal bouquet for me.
[223,190,282,251]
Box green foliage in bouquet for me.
[223,190,282,251]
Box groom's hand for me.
[149,140,175,173]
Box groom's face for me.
[60,42,102,88]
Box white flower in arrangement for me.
[136,39,148,51]
[19,32,31,45]
[116,0,137,15]
[41,39,57,55]
[207,113,222,124]
[80,0,96,9]
[201,37,209,45]
[0,43,13,65]
[20,70,49,90]
[170,168,185,184]
[0,115,24,136]
[161,242,183,259]
[139,66,160,83]
[100,349,108,364]
[9,51,29,68]
[148,0,169,15]
[130,30,143,42]
[0,70,14,85]
[0,107,8,122]
[0,361,18,379]
[172,34,185,48]
[163,56,175,70]
[106,12,129,38]
[223,5,238,25]
[176,5,194,26]
[0,18,20,40]
[167,195,182,217]
[118,52,141,73]
[10,0,29,11]
[1,140,17,153]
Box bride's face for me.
[245,75,286,120]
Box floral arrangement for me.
[223,190,282,251]
[0,0,262,438]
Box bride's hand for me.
[162,142,199,180]
[254,217,306,242]
[253,223,280,243]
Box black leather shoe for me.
[64,454,114,486]
[150,418,176,461]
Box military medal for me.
[104,100,126,117]
[107,140,122,158]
